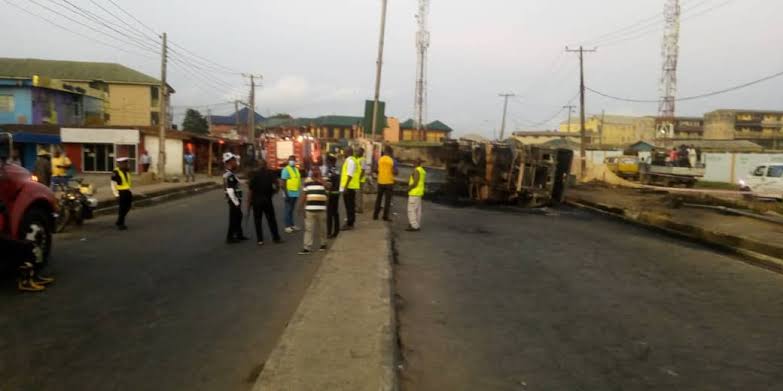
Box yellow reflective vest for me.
[408,166,426,196]
[284,166,301,192]
[358,157,367,183]
[114,168,132,190]
[340,157,361,190]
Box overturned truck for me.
[442,136,573,207]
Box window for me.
[753,166,766,176]
[151,112,160,126]
[151,86,160,106]
[0,95,14,112]
[768,166,783,178]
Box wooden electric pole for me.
[563,105,576,133]
[157,32,168,181]
[566,46,596,178]
[498,93,515,140]
[370,0,388,140]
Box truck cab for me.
[0,132,58,267]
[740,163,783,199]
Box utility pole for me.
[599,109,606,145]
[206,108,213,176]
[498,93,515,140]
[370,0,389,140]
[243,74,262,144]
[566,46,597,179]
[234,100,240,137]
[563,105,576,132]
[157,32,168,181]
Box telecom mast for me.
[414,0,430,141]
[658,0,680,138]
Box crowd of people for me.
[222,144,426,255]
[665,144,702,168]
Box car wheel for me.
[20,207,53,268]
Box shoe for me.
[257,241,265,246]
[226,238,241,244]
[32,274,55,285]
[298,249,312,255]
[284,227,294,234]
[273,239,284,244]
[405,226,420,232]
[292,226,302,231]
[341,225,353,231]
[18,278,45,292]
[319,245,327,252]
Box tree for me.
[182,109,209,134]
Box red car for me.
[0,133,57,268]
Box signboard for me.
[61,128,140,144]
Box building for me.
[0,75,106,127]
[704,109,783,149]
[399,119,453,142]
[309,115,364,140]
[383,117,401,143]
[560,114,655,146]
[654,116,705,140]
[207,107,265,142]
[0,58,170,127]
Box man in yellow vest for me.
[356,147,367,214]
[339,147,361,230]
[111,157,133,230]
[406,158,426,232]
[281,154,302,233]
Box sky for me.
[2,0,782,138]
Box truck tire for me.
[19,207,53,268]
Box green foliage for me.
[182,109,209,134]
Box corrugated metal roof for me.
[0,58,159,85]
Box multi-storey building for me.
[704,109,783,149]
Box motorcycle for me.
[53,178,98,233]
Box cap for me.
[222,152,236,163]
[37,150,50,157]
[117,157,129,162]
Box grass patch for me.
[694,181,739,190]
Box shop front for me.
[60,128,140,174]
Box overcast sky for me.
[2,0,782,137]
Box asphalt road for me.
[0,190,323,391]
[393,200,783,391]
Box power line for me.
[3,0,156,59]
[106,0,159,36]
[168,42,242,75]
[586,69,783,103]
[85,0,159,43]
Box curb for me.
[566,198,783,274]
[252,204,398,391]
[93,182,222,216]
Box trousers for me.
[304,211,327,251]
[284,196,298,227]
[343,189,356,227]
[327,193,340,237]
[227,201,244,240]
[373,184,393,220]
[407,196,423,229]
[253,198,280,242]
[116,190,132,226]
[184,164,195,182]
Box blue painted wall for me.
[0,82,33,125]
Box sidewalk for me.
[253,201,397,391]
[567,184,783,272]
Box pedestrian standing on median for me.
[281,154,302,233]
[325,154,341,238]
[298,166,328,255]
[223,152,248,243]
[356,147,367,214]
[140,150,152,172]
[247,159,283,246]
[184,149,196,182]
[373,146,397,221]
[340,147,360,230]
[111,157,133,231]
[406,158,426,232]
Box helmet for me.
[222,152,236,163]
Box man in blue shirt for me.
[280,155,301,233]
[184,150,195,182]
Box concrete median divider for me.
[93,181,222,216]
[252,211,397,390]
[567,197,783,274]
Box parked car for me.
[739,163,783,200]
[605,155,640,179]
[0,132,58,268]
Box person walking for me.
[340,147,360,230]
[247,159,282,245]
[184,150,196,182]
[356,147,367,214]
[223,152,248,243]
[281,155,302,233]
[140,150,152,172]
[50,149,72,190]
[687,144,697,168]
[298,167,328,255]
[406,158,426,232]
[325,154,341,238]
[111,157,133,230]
[33,150,52,187]
[373,146,397,221]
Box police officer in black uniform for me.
[223,152,248,243]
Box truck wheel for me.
[20,207,53,268]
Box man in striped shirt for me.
[298,166,329,255]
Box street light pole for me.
[370,0,388,140]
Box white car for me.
[739,163,783,199]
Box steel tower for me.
[658,0,680,138]
[414,0,430,140]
